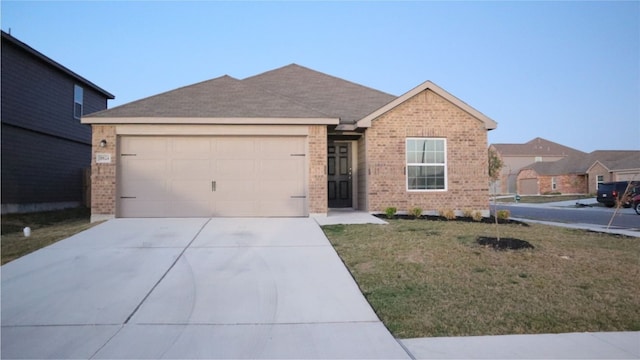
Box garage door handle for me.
[212,181,216,192]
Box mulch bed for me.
[476,236,535,250]
[373,214,529,226]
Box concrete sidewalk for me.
[401,331,640,359]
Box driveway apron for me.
[1,218,409,359]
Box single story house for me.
[489,138,585,194]
[517,150,640,195]
[82,64,497,222]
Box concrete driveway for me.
[1,218,410,359]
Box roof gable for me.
[242,64,396,124]
[356,80,497,130]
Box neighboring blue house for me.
[1,30,114,213]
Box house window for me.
[551,177,557,191]
[406,138,447,191]
[535,156,543,162]
[74,85,83,119]
[597,175,604,189]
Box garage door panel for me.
[120,179,167,200]
[215,138,256,156]
[121,137,167,157]
[119,136,307,217]
[213,200,259,217]
[259,158,303,180]
[168,180,211,201]
[215,180,256,200]
[259,138,304,155]
[119,200,169,218]
[165,201,210,217]
[172,138,211,154]
[122,159,166,180]
[170,159,210,179]
[215,159,256,179]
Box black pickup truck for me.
[596,181,639,208]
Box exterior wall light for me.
[99,139,107,148]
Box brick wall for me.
[539,174,587,194]
[90,125,116,220]
[587,162,611,194]
[308,125,327,214]
[365,89,490,215]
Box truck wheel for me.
[635,202,640,215]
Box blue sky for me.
[2,1,638,152]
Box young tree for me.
[488,148,504,240]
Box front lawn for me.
[1,208,97,265]
[322,220,640,338]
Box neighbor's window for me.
[597,175,604,189]
[74,85,83,119]
[406,138,447,191]
[535,156,543,162]
[551,177,557,190]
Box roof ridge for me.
[239,72,334,119]
[244,63,397,98]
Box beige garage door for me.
[118,136,306,217]
[519,178,538,195]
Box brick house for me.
[489,138,585,194]
[82,64,497,222]
[1,31,114,214]
[517,150,640,195]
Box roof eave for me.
[355,80,498,131]
[81,117,340,125]
[1,31,115,99]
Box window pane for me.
[407,164,445,190]
[406,139,446,190]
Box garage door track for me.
[1,218,410,359]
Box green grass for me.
[323,220,640,338]
[1,208,98,265]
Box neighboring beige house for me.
[82,64,497,222]
[489,138,585,194]
[517,150,640,195]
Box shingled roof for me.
[86,64,395,123]
[492,137,585,157]
[523,150,640,176]
[243,64,396,124]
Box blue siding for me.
[1,34,111,208]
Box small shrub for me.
[385,207,397,219]
[410,207,422,219]
[438,208,456,220]
[462,208,474,218]
[472,211,483,222]
[496,209,511,220]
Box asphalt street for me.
[496,202,639,230]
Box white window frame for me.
[596,175,604,189]
[74,85,83,119]
[551,177,557,191]
[406,138,447,192]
